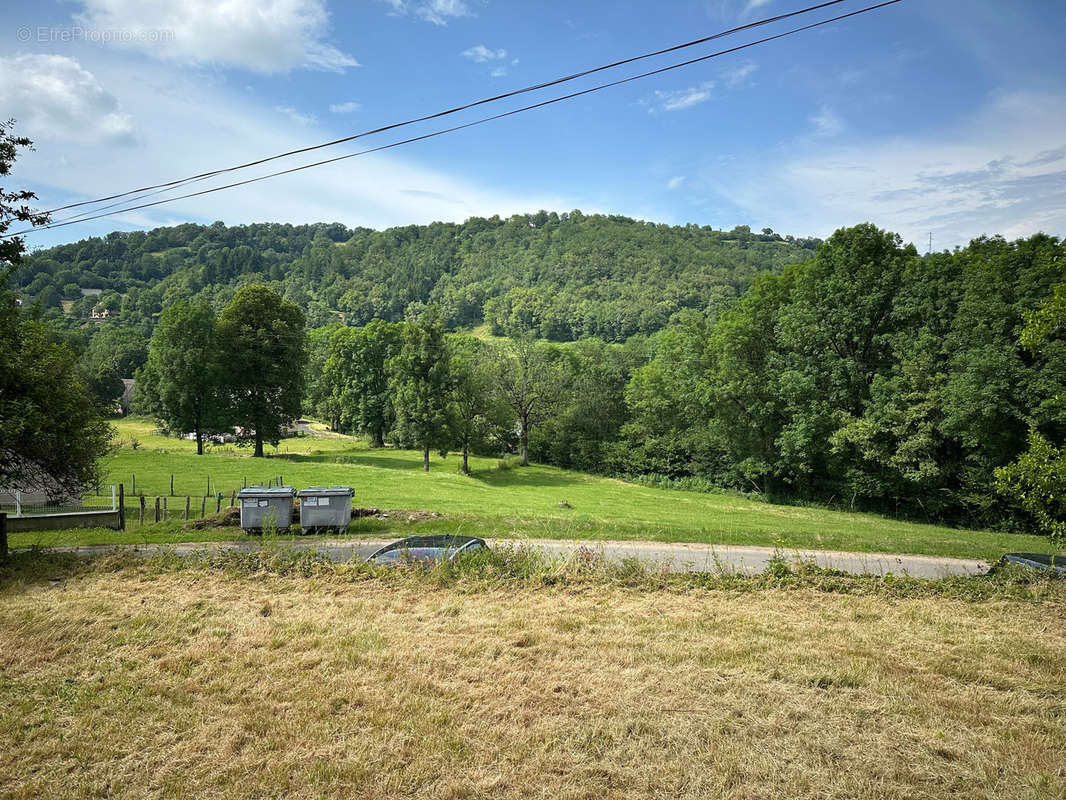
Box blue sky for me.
[3,0,1065,250]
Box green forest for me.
[12,213,817,341]
[7,215,1066,538]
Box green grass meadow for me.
[10,417,1063,561]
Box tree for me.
[138,300,225,455]
[534,338,642,474]
[493,337,565,466]
[995,271,1066,540]
[0,121,112,496]
[83,362,124,410]
[389,306,452,471]
[86,325,149,377]
[217,285,306,457]
[0,119,48,265]
[304,324,344,432]
[327,319,403,445]
[448,335,511,474]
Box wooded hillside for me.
[13,212,818,342]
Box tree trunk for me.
[254,428,264,458]
[196,428,204,455]
[519,419,529,467]
[462,446,469,475]
[373,428,384,448]
[422,443,430,472]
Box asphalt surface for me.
[50,537,989,578]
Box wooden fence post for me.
[170,475,174,496]
[200,496,206,518]
[139,495,146,525]
[154,497,160,523]
[0,512,7,559]
[230,490,236,507]
[216,495,221,514]
[163,496,168,520]
[132,473,136,496]
[184,496,190,520]
[118,484,125,530]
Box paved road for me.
[51,537,989,579]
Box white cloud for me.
[490,68,507,78]
[810,106,843,137]
[74,0,358,73]
[329,101,362,114]
[723,62,757,88]
[742,0,773,15]
[420,0,472,24]
[274,105,317,126]
[653,81,715,112]
[667,176,685,190]
[387,0,472,25]
[0,54,134,144]
[462,45,507,63]
[702,91,1066,249]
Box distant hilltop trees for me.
[12,212,818,342]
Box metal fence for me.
[0,486,118,517]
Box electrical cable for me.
[8,0,903,238]
[40,0,855,216]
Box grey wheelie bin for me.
[237,486,296,533]
[297,486,354,534]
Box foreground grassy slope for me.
[1,554,1063,799]
[23,418,1061,560]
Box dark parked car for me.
[366,535,487,566]
[996,553,1066,575]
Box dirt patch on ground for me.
[352,507,441,522]
[183,506,243,530]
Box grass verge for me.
[0,548,1063,799]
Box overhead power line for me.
[10,0,903,238]
[41,0,853,217]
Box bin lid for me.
[297,486,354,497]
[237,486,296,498]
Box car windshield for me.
[370,540,484,565]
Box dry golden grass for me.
[1,559,1064,799]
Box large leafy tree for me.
[327,319,403,445]
[0,299,114,495]
[138,300,225,454]
[389,306,452,471]
[0,120,112,495]
[217,285,306,457]
[493,336,565,466]
[448,335,511,474]
[996,269,1066,540]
